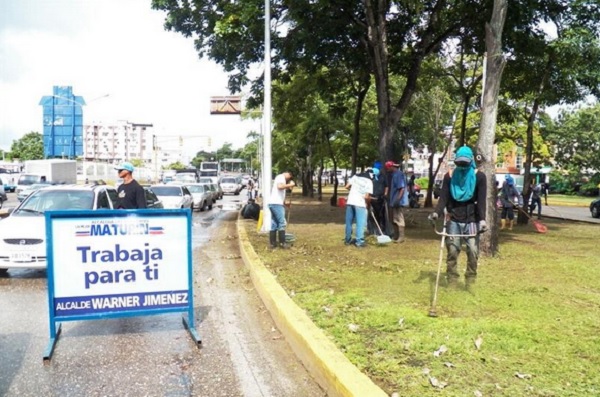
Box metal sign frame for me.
[43,209,200,362]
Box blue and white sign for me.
[44,209,200,361]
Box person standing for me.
[388,162,408,243]
[429,146,487,280]
[529,180,543,219]
[268,171,295,249]
[366,161,387,236]
[344,172,373,247]
[499,175,522,230]
[114,162,147,209]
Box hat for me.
[115,162,134,173]
[385,160,399,168]
[454,146,474,165]
[373,161,382,169]
[505,174,514,186]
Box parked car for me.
[0,184,118,273]
[0,184,6,209]
[185,183,213,211]
[220,176,242,195]
[150,184,193,209]
[208,183,223,201]
[590,198,600,218]
[143,186,164,209]
[0,176,16,193]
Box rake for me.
[516,206,548,233]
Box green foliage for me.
[10,132,43,160]
[167,161,186,170]
[545,104,600,173]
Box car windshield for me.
[186,185,205,193]
[151,186,182,196]
[221,178,237,184]
[18,175,41,186]
[16,189,94,215]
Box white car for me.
[0,184,117,273]
[185,183,213,211]
[150,185,193,209]
[220,176,242,195]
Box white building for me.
[82,121,186,166]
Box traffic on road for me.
[0,187,324,397]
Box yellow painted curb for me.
[237,219,388,397]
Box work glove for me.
[479,220,488,233]
[428,212,439,221]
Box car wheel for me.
[208,201,213,210]
[0,268,8,276]
[592,205,600,218]
[0,198,3,209]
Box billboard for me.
[210,95,241,115]
[39,86,85,159]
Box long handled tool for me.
[428,220,478,318]
[370,209,392,245]
[285,188,296,243]
[516,206,548,233]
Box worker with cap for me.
[499,174,522,230]
[114,162,147,209]
[387,160,408,243]
[367,161,387,236]
[429,146,487,281]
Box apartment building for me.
[82,121,185,166]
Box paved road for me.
[0,190,324,397]
[542,204,599,223]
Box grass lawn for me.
[242,193,600,397]
[548,194,595,207]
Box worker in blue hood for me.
[429,146,487,281]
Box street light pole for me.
[260,0,273,233]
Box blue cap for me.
[505,174,514,185]
[454,146,474,164]
[373,161,382,169]
[115,162,134,173]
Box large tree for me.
[10,132,43,161]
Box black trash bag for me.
[241,200,261,221]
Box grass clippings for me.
[242,195,600,397]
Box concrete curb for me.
[237,220,388,397]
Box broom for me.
[370,208,392,245]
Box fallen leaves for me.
[433,345,448,357]
[474,334,483,350]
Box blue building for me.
[39,86,85,159]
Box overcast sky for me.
[0,0,260,155]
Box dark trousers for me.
[367,197,386,234]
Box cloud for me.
[0,0,258,155]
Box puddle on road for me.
[191,200,244,248]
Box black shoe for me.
[344,238,356,246]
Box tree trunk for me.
[351,76,371,172]
[517,55,552,224]
[476,0,507,256]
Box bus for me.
[199,161,219,178]
[220,158,247,174]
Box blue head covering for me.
[505,174,514,186]
[373,161,382,170]
[450,146,476,202]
